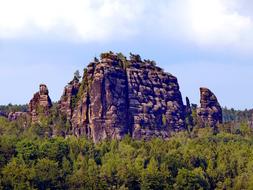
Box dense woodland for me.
[0,104,252,189]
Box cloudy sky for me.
[0,0,253,109]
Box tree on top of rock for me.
[73,70,81,81]
[129,53,142,62]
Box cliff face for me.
[88,56,129,142]
[197,87,222,127]
[127,56,185,139]
[29,84,52,123]
[59,52,186,142]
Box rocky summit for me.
[22,52,223,142]
[56,53,188,142]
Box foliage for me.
[223,107,253,123]
[1,113,253,189]
[117,52,131,69]
[0,104,28,114]
[73,70,81,81]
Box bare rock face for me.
[127,56,185,140]
[89,59,129,142]
[197,87,222,127]
[59,78,80,120]
[29,84,52,123]
[69,54,129,142]
[60,52,186,142]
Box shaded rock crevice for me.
[124,67,132,136]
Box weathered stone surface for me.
[59,78,80,120]
[61,52,186,142]
[71,92,90,137]
[29,84,52,123]
[127,58,186,140]
[89,59,129,142]
[197,87,222,127]
[68,56,129,142]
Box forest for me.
[0,106,253,190]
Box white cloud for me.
[188,0,252,46]
[0,0,253,48]
[161,0,253,48]
[0,0,144,41]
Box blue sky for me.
[0,0,253,109]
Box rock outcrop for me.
[29,84,52,123]
[127,55,185,139]
[59,52,186,142]
[197,87,222,127]
[59,78,80,121]
[0,52,224,141]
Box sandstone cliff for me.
[59,52,186,142]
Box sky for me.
[0,0,253,109]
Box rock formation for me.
[59,52,186,142]
[197,87,222,127]
[29,84,52,123]
[0,52,224,141]
[59,77,80,121]
[127,55,185,139]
